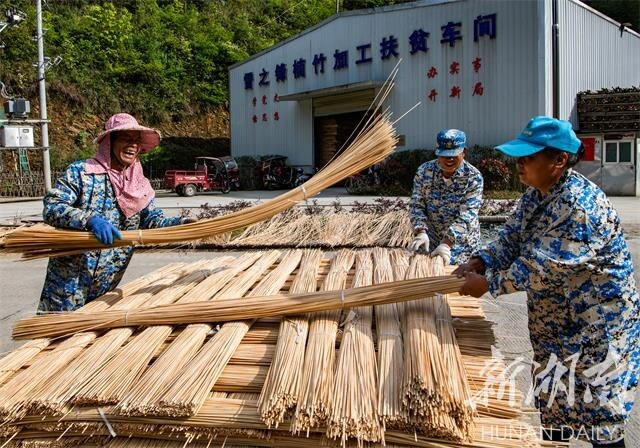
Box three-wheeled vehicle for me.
[164,156,240,197]
[260,156,304,189]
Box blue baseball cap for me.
[496,116,582,157]
[435,129,466,157]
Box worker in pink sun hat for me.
[38,113,195,312]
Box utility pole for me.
[36,0,51,190]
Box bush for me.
[477,157,511,190]
[346,149,434,196]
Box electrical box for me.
[4,98,31,118]
[0,126,34,148]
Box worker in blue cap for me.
[455,116,640,447]
[408,129,483,264]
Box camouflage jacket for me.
[38,160,183,312]
[409,159,483,264]
[477,169,640,430]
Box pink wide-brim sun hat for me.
[94,113,161,153]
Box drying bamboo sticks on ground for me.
[0,249,543,448]
[293,249,356,434]
[12,274,465,339]
[258,249,323,428]
[206,209,413,250]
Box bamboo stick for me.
[0,262,184,393]
[12,276,465,339]
[114,252,265,415]
[71,261,219,407]
[152,250,296,416]
[0,264,193,421]
[24,259,233,416]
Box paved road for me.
[1,192,639,447]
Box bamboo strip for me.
[0,332,95,420]
[327,250,381,444]
[0,262,184,393]
[0,263,190,421]
[258,250,323,428]
[24,259,233,416]
[12,276,465,339]
[293,249,356,434]
[7,384,541,446]
[0,339,50,388]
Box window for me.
[603,140,634,164]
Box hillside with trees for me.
[0,0,637,175]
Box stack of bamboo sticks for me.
[0,249,540,448]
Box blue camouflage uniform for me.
[39,160,182,312]
[477,169,640,432]
[409,159,483,264]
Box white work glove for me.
[431,243,452,265]
[409,232,430,252]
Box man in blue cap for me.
[408,129,483,264]
[455,116,640,447]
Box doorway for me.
[313,110,371,170]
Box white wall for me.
[230,0,546,164]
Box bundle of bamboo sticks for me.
[327,250,382,444]
[293,249,355,434]
[12,274,464,340]
[3,82,399,259]
[258,250,322,427]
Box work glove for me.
[87,216,122,246]
[409,232,430,252]
[431,243,452,265]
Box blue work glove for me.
[86,216,122,246]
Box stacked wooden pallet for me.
[317,118,339,167]
[0,249,542,448]
[577,87,640,132]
